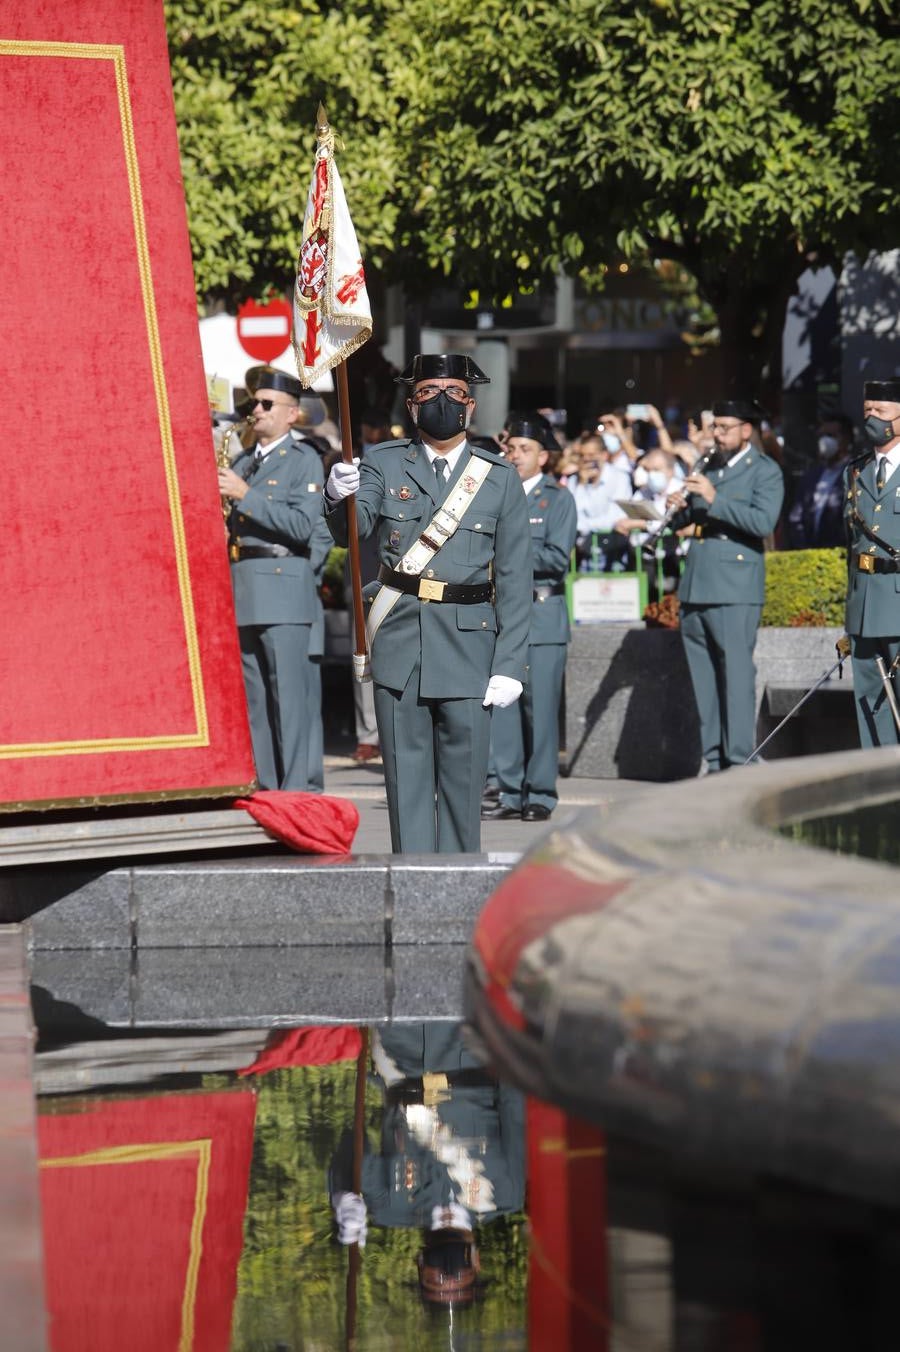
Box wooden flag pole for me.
[336,359,369,679]
[344,1026,369,1351]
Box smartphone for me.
[700,409,714,428]
[626,403,649,420]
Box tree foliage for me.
[165,0,900,383]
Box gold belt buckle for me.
[229,542,241,562]
[858,553,875,573]
[418,577,446,602]
[694,523,704,539]
[423,1071,450,1106]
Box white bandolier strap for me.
[366,453,494,651]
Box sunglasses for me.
[252,398,294,411]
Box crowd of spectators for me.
[514,397,857,576]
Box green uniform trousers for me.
[240,622,314,791]
[680,602,761,770]
[850,635,900,747]
[374,661,491,853]
[491,642,567,811]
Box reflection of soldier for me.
[329,1022,525,1307]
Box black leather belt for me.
[854,554,900,574]
[230,543,310,562]
[378,565,493,604]
[694,523,762,550]
[385,1068,497,1106]
[533,582,566,600]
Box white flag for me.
[293,114,372,388]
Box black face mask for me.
[414,392,469,441]
[865,414,896,446]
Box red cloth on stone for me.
[238,1024,363,1077]
[234,789,358,855]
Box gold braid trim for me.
[41,1138,212,1352]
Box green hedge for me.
[762,548,846,627]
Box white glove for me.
[325,458,360,501]
[333,1191,368,1247]
[482,675,523,709]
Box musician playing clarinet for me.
[666,399,784,774]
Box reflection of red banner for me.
[238,1023,362,1076]
[0,0,255,809]
[527,1099,610,1351]
[38,1091,256,1352]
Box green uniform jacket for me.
[674,449,784,604]
[844,452,900,638]
[228,437,325,626]
[327,438,532,698]
[528,473,577,643]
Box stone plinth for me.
[563,623,857,780]
[563,624,700,780]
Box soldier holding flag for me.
[325,356,532,853]
[293,109,531,852]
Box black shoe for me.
[522,804,552,822]
[481,784,500,804]
[481,802,522,821]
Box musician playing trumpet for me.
[665,399,784,776]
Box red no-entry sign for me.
[236,297,292,361]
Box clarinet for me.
[641,446,719,552]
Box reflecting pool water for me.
[781,797,900,865]
[32,1017,900,1351]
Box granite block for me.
[133,945,389,1026]
[29,949,133,1031]
[0,929,46,1350]
[389,944,468,1020]
[14,868,133,950]
[132,856,388,948]
[563,624,699,781]
[389,856,513,945]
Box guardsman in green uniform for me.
[844,378,900,746]
[482,412,577,822]
[218,366,326,791]
[666,399,784,773]
[324,353,532,853]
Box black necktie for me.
[244,451,264,482]
[877,457,889,492]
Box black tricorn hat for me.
[711,398,765,423]
[395,353,490,386]
[245,364,305,401]
[864,379,900,401]
[505,410,559,451]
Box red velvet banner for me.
[0,0,256,809]
[38,1090,256,1352]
